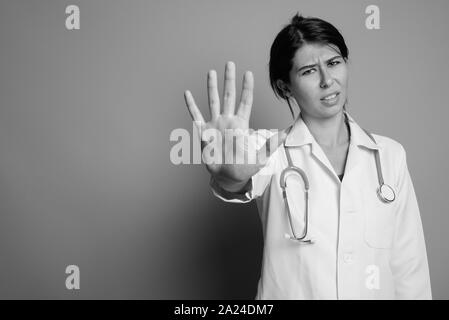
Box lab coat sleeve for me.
[390,145,432,299]
[209,129,277,203]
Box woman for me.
[184,13,431,299]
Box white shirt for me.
[210,112,432,300]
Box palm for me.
[184,62,286,185]
[202,114,252,181]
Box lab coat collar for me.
[284,110,380,151]
[345,112,380,150]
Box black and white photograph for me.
[0,0,448,304]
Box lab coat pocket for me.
[363,192,396,249]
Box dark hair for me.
[269,13,349,118]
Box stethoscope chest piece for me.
[377,183,396,203]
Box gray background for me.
[0,0,448,299]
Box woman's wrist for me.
[213,174,251,193]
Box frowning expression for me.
[287,43,348,119]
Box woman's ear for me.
[276,80,291,97]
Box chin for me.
[318,104,344,118]
[301,99,345,119]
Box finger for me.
[222,61,236,116]
[257,129,288,165]
[207,70,220,120]
[184,90,206,125]
[236,71,254,120]
[184,90,206,140]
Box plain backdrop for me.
[0,0,448,299]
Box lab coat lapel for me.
[284,111,380,181]
[343,112,380,177]
[284,113,341,180]
[342,140,363,178]
[310,142,339,179]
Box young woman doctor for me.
[184,14,431,300]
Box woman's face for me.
[286,42,348,120]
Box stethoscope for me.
[280,117,396,243]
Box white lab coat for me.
[210,111,432,300]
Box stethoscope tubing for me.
[280,117,396,242]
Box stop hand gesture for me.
[184,62,287,191]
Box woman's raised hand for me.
[184,61,286,188]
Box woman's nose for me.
[319,68,333,88]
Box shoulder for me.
[372,133,404,150]
[249,128,285,151]
[250,128,278,140]
[248,128,286,171]
[371,133,407,165]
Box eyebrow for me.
[296,55,342,73]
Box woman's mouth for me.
[321,92,340,106]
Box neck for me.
[301,111,349,148]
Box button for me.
[343,253,354,264]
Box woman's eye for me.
[329,60,340,66]
[302,69,315,75]
[301,60,341,75]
